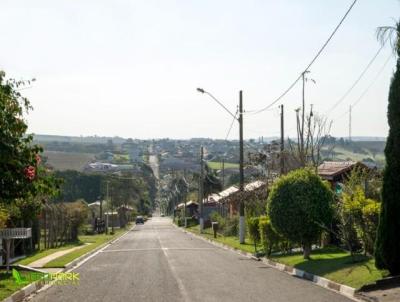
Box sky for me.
[0,0,398,140]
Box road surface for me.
[28,217,354,302]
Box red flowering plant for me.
[0,71,59,207]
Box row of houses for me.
[175,161,375,222]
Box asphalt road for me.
[28,217,354,302]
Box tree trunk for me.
[303,242,311,259]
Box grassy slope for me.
[0,271,33,301]
[271,247,388,289]
[186,225,261,254]
[43,151,95,171]
[207,161,239,170]
[43,227,128,268]
[17,243,83,266]
[186,225,387,289]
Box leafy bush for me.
[209,211,238,236]
[268,168,334,259]
[259,215,283,256]
[247,217,260,245]
[342,187,380,255]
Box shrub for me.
[223,216,239,236]
[268,168,334,259]
[342,186,380,255]
[247,217,260,245]
[259,215,282,256]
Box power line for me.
[252,0,358,115]
[325,41,387,115]
[332,53,393,122]
[225,109,239,140]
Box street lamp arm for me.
[197,88,238,120]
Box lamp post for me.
[197,88,246,244]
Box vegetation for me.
[272,246,388,289]
[259,215,283,257]
[0,270,34,300]
[375,20,400,275]
[268,169,334,259]
[43,227,128,267]
[207,161,239,170]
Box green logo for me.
[12,269,80,286]
[12,269,29,285]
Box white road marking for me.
[156,226,191,302]
[101,247,216,253]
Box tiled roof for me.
[317,161,363,179]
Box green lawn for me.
[17,243,83,266]
[271,246,389,289]
[43,227,129,268]
[186,225,261,254]
[0,270,33,301]
[207,161,239,170]
[186,224,388,289]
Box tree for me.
[375,20,400,275]
[267,168,334,259]
[0,71,41,203]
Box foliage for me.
[342,187,380,256]
[208,211,239,237]
[0,71,54,204]
[0,206,8,228]
[259,215,283,256]
[375,21,400,275]
[64,200,89,241]
[54,170,104,203]
[267,168,334,259]
[246,217,260,245]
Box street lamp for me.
[196,88,246,244]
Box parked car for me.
[135,216,144,224]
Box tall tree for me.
[375,20,400,275]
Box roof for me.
[88,201,101,207]
[175,200,198,210]
[317,161,367,180]
[218,186,239,198]
[244,180,266,192]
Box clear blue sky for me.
[0,0,398,139]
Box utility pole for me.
[280,104,285,175]
[222,158,225,189]
[105,181,109,234]
[199,146,204,233]
[239,90,245,244]
[349,105,352,142]
[301,71,306,157]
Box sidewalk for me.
[26,244,90,268]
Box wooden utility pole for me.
[239,90,245,244]
[222,159,225,189]
[199,146,204,233]
[280,104,285,175]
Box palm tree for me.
[376,19,399,54]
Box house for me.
[317,161,371,189]
[174,200,199,217]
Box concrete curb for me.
[176,225,361,302]
[2,225,135,302]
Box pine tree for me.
[375,21,400,275]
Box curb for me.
[176,225,361,302]
[2,225,135,302]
